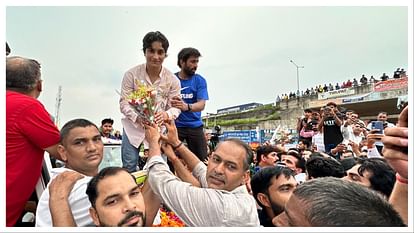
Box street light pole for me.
[290,60,304,96]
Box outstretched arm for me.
[141,180,162,227]
[161,143,201,187]
[160,120,202,171]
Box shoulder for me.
[194,74,207,82]
[124,64,145,76]
[7,91,40,104]
[50,168,92,190]
[11,95,48,114]
[162,68,180,84]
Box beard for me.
[118,210,145,227]
[183,66,196,76]
[270,201,284,216]
[98,210,145,227]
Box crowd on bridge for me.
[276,67,407,101]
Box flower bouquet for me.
[126,80,160,124]
[152,207,185,227]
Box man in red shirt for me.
[6,56,62,226]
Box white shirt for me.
[146,156,260,227]
[35,168,94,227]
[312,132,325,153]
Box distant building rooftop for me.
[217,102,263,114]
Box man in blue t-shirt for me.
[171,47,209,161]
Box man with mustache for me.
[36,119,104,226]
[171,47,209,162]
[144,120,260,226]
[86,167,146,227]
[250,166,297,226]
[48,167,149,227]
[44,121,157,227]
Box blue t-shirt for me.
[174,73,209,128]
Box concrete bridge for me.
[214,77,408,132]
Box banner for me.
[308,99,342,108]
[318,88,355,100]
[374,77,408,92]
[341,92,372,104]
[221,130,258,143]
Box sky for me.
[4,1,411,132]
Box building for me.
[217,102,263,115]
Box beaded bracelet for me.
[396,173,408,184]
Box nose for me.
[342,174,350,181]
[214,162,225,174]
[122,198,137,213]
[86,140,98,152]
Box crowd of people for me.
[5,31,409,229]
[276,68,407,101]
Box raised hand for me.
[144,122,161,146]
[382,106,408,179]
[154,111,168,125]
[159,119,181,146]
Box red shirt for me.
[6,91,60,226]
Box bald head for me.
[6,56,42,94]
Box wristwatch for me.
[187,103,192,111]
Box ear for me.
[242,170,250,185]
[257,193,271,208]
[89,207,100,226]
[179,59,185,67]
[296,167,303,174]
[57,144,68,162]
[36,79,43,92]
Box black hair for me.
[60,118,99,144]
[142,31,169,54]
[177,47,201,68]
[285,149,306,172]
[86,167,135,208]
[6,42,11,55]
[298,139,311,149]
[305,156,345,179]
[101,118,114,125]
[340,157,356,171]
[251,166,295,209]
[326,102,337,107]
[356,157,395,198]
[256,145,278,165]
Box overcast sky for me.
[5,1,411,131]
